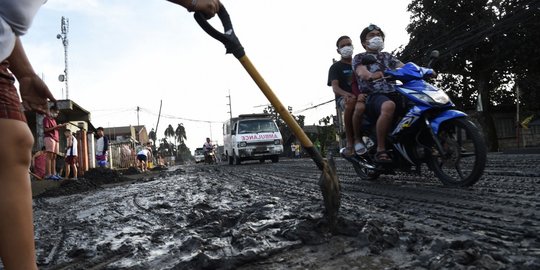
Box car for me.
[194,148,205,163]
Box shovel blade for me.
[319,154,340,227]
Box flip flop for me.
[355,142,367,155]
[340,147,355,158]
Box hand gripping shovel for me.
[194,4,341,226]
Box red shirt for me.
[43,116,59,141]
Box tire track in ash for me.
[212,155,540,257]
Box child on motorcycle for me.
[352,24,404,163]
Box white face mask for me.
[367,36,384,52]
[339,45,354,58]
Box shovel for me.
[194,4,341,226]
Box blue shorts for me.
[366,93,403,119]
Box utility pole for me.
[57,16,69,99]
[137,106,140,126]
[226,90,233,121]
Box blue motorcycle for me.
[345,52,487,187]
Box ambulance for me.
[223,114,283,165]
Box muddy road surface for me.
[29,153,539,269]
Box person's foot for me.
[374,150,392,163]
[340,146,355,157]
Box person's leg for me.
[65,160,70,179]
[44,138,53,177]
[353,99,366,150]
[376,100,395,153]
[0,119,38,269]
[344,96,356,150]
[72,162,78,179]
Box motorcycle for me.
[343,51,487,187]
[204,147,217,164]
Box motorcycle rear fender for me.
[430,110,467,134]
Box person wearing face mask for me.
[353,24,404,163]
[43,105,67,180]
[327,35,365,157]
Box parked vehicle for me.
[344,52,487,187]
[194,148,205,163]
[223,114,283,165]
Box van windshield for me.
[238,120,278,134]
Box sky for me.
[22,0,412,153]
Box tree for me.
[263,105,305,155]
[164,124,175,141]
[399,0,540,151]
[148,128,156,145]
[175,123,187,145]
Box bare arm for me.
[167,0,220,17]
[331,80,355,99]
[7,37,56,114]
[355,65,384,82]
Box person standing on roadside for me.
[64,130,78,180]
[43,105,67,180]
[0,0,220,268]
[95,127,109,168]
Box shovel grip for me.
[194,3,245,58]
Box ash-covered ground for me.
[29,153,540,270]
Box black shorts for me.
[137,154,147,162]
[366,93,403,119]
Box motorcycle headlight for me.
[425,90,451,104]
[411,91,450,105]
[238,141,247,147]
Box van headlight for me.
[274,139,281,145]
[238,141,247,147]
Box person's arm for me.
[167,0,220,17]
[103,137,109,153]
[7,37,56,114]
[331,80,356,99]
[43,122,67,133]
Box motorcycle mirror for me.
[427,50,440,68]
[360,54,377,65]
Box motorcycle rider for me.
[352,24,404,163]
[203,137,215,162]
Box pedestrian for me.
[0,1,57,268]
[95,127,109,168]
[31,146,47,180]
[64,130,78,180]
[291,143,297,158]
[43,105,67,180]
[136,143,153,172]
[0,1,220,268]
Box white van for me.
[223,114,283,165]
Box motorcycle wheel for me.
[427,118,487,187]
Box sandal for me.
[374,150,392,163]
[354,142,367,155]
[340,146,355,158]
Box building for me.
[26,99,96,174]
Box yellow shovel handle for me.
[238,55,325,169]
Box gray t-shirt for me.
[352,52,402,94]
[0,0,46,61]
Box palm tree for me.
[148,128,157,145]
[164,124,175,141]
[175,123,187,145]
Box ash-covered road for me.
[31,153,540,269]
